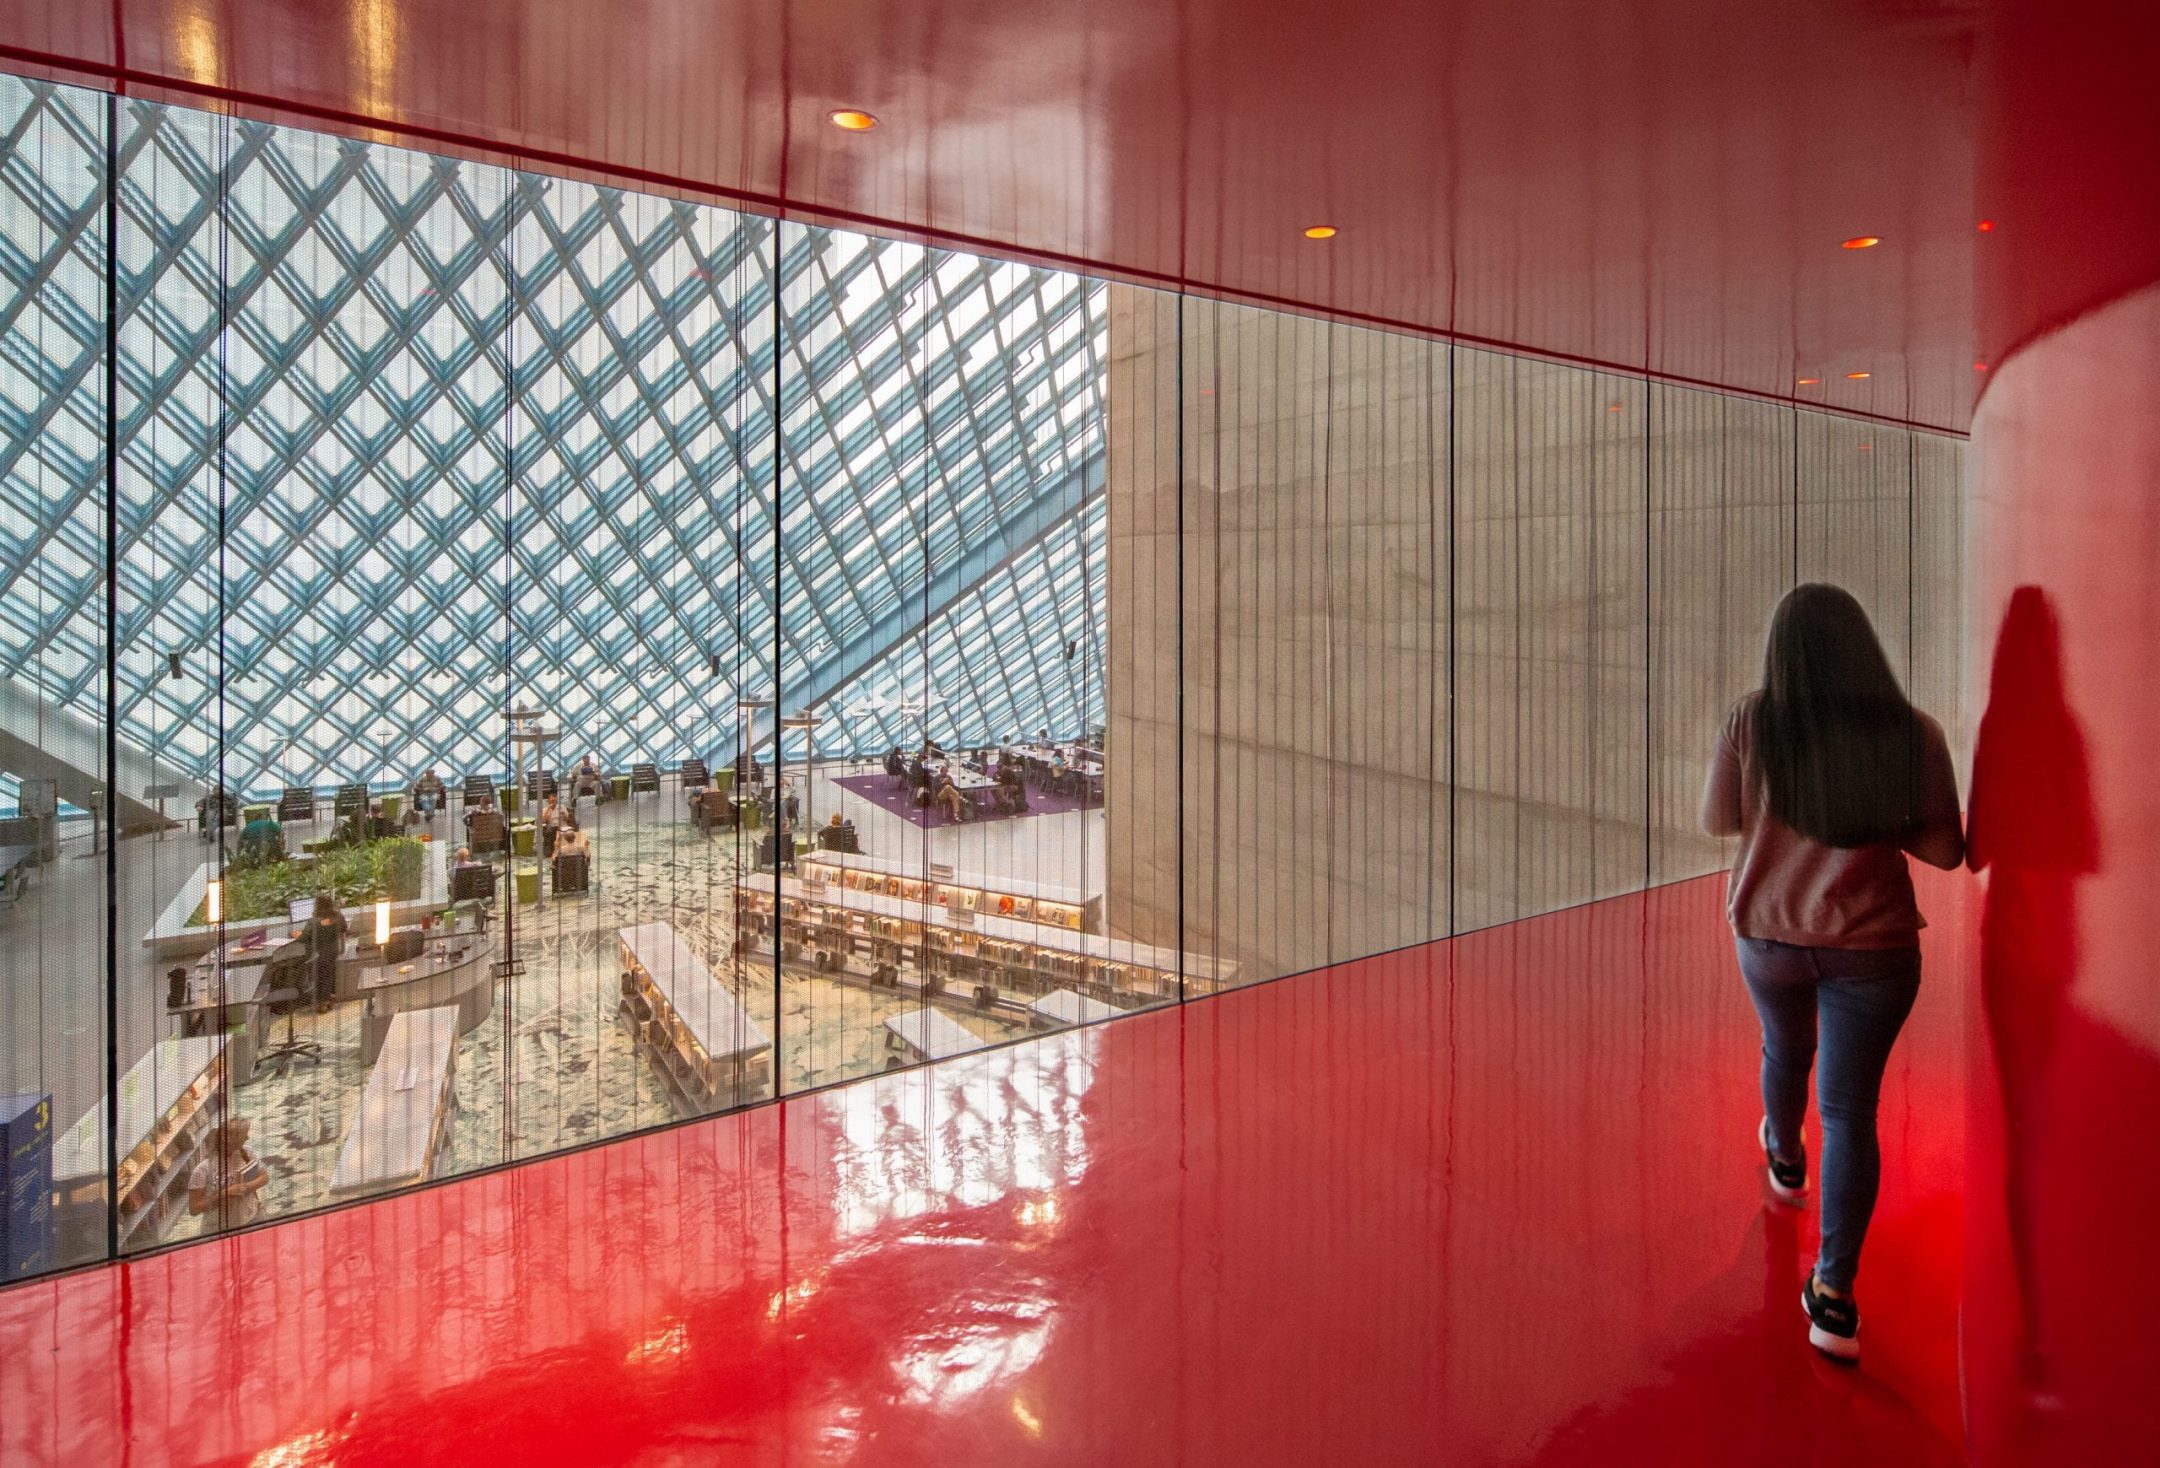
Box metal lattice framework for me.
[0,76,1105,799]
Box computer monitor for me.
[288,896,316,926]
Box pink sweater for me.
[1701,694,1963,949]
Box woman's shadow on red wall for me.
[1967,585,2159,1457]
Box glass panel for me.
[1648,386,1796,883]
[1911,431,1967,782]
[1451,349,1649,931]
[113,98,238,1252]
[1797,410,1914,681]
[1103,285,1188,997]
[0,74,107,1278]
[0,62,1983,1263]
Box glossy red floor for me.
[0,871,1970,1467]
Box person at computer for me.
[884,747,906,787]
[410,768,447,821]
[935,771,970,823]
[306,889,347,1012]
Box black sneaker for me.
[1802,1272,1861,1361]
[1759,1116,1808,1205]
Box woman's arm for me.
[1700,718,1743,837]
[1901,718,1966,869]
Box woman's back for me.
[1705,691,1961,948]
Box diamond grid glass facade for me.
[2,76,1104,804]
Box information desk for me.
[882,1009,982,1066]
[1029,989,1123,1029]
[51,1036,225,1251]
[355,938,493,1066]
[618,923,773,1116]
[329,1005,458,1197]
[796,850,1099,932]
[737,877,1235,1005]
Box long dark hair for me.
[1750,584,1922,847]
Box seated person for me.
[908,756,931,802]
[997,764,1029,814]
[920,737,945,760]
[883,747,906,786]
[573,753,608,803]
[235,812,284,867]
[552,820,592,892]
[758,821,797,872]
[818,811,859,851]
[935,773,971,822]
[537,792,564,858]
[188,1117,268,1229]
[409,768,447,819]
[449,846,497,902]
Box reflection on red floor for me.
[0,872,1970,1467]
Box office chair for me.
[258,943,324,1077]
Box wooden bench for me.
[329,1005,458,1197]
[881,1009,981,1067]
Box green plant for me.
[191,836,426,925]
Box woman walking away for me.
[1701,584,1964,1362]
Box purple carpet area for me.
[830,772,1102,830]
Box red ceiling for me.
[0,0,1981,430]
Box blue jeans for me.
[1736,937,1921,1292]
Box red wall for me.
[1964,4,2160,1460]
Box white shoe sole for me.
[1759,1117,1809,1205]
[1802,1290,1862,1360]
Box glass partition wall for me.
[0,72,1966,1277]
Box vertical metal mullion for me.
[1173,299,1185,1004]
[100,90,121,1263]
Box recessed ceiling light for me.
[1976,219,1995,233]
[1796,377,1822,386]
[1606,403,1622,413]
[1842,236,1881,250]
[828,109,880,132]
[1974,361,1989,372]
[1303,225,1338,240]
[1845,371,1871,379]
